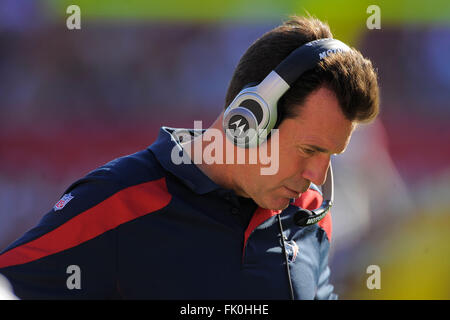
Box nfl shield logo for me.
[53,193,74,211]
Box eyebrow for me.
[304,144,344,155]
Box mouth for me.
[283,186,302,198]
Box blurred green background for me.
[0,0,449,299]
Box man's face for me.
[235,86,356,210]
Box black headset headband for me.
[274,38,351,86]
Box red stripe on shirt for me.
[243,207,281,257]
[0,178,172,269]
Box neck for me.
[183,112,249,197]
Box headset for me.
[223,38,349,299]
[223,38,350,149]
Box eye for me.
[301,148,316,156]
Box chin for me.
[258,196,291,211]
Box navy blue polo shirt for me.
[0,126,336,299]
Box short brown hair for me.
[225,16,379,124]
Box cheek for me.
[240,145,302,196]
[239,164,271,194]
[252,153,302,195]
[278,148,304,180]
[242,166,282,200]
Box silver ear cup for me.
[223,106,259,148]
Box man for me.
[0,16,378,299]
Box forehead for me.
[280,87,356,154]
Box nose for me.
[301,155,330,187]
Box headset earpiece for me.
[223,72,288,148]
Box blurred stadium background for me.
[0,0,449,299]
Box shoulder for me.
[58,148,172,228]
[0,148,172,269]
[81,148,166,189]
[59,148,169,217]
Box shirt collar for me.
[148,126,222,195]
